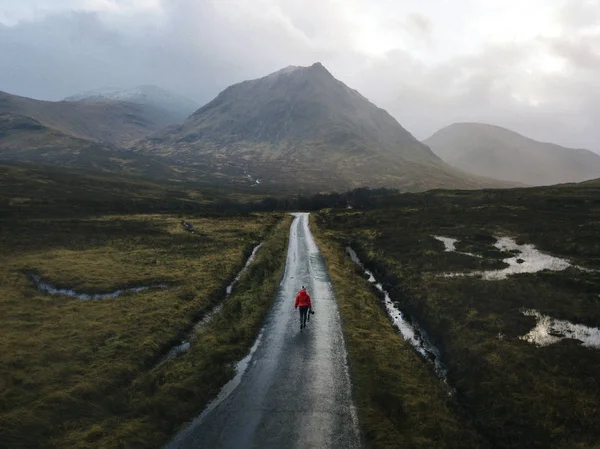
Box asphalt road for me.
[167,213,361,449]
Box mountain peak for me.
[307,61,333,78]
[133,63,491,192]
[263,62,332,80]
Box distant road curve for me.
[167,212,361,449]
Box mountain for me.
[65,85,198,124]
[134,63,507,192]
[0,89,175,146]
[424,123,600,186]
[0,112,174,178]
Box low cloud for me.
[0,0,598,152]
[404,13,433,44]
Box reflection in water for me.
[520,309,600,349]
[433,235,480,258]
[433,236,458,252]
[346,247,448,381]
[439,236,582,280]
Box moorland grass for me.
[317,184,600,448]
[0,212,287,448]
[68,215,293,448]
[312,217,484,449]
[0,163,282,220]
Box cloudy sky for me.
[1,0,599,151]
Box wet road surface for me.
[167,213,360,449]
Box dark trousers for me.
[299,306,309,327]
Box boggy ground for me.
[0,211,289,448]
[312,222,484,449]
[316,184,600,449]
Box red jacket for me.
[295,289,312,309]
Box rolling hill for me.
[424,123,600,186]
[0,113,175,178]
[0,89,178,146]
[134,63,509,192]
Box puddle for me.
[161,243,262,362]
[487,237,572,279]
[433,236,480,258]
[28,273,167,300]
[163,342,191,360]
[520,309,600,349]
[433,236,458,252]
[346,247,447,380]
[440,236,582,280]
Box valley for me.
[1,58,600,448]
[2,167,599,448]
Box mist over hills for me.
[425,123,600,186]
[134,63,506,192]
[0,89,181,146]
[64,85,199,124]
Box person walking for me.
[295,285,312,331]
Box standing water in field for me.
[162,243,263,361]
[433,236,458,252]
[482,237,572,279]
[439,236,583,280]
[346,247,447,380]
[433,236,481,258]
[225,244,263,296]
[520,309,600,348]
[28,273,168,300]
